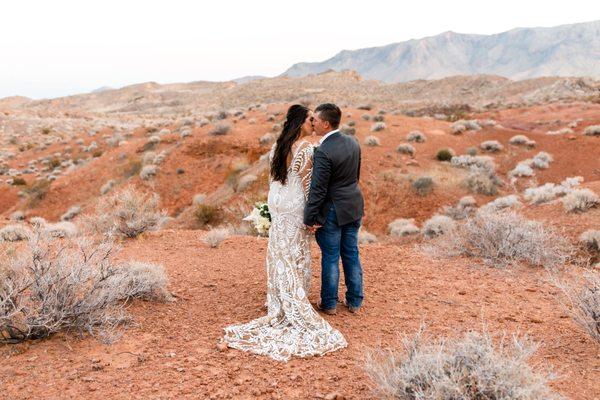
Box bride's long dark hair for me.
[270,104,309,185]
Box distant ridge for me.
[284,20,600,82]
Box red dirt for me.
[1,230,598,399]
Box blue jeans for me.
[315,205,364,310]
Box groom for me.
[304,103,365,315]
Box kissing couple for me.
[223,103,365,362]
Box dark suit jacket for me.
[304,131,364,226]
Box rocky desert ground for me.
[0,72,599,399]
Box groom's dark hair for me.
[315,103,341,129]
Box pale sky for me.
[1,0,598,99]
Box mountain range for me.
[283,20,600,82]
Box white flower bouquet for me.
[243,202,271,236]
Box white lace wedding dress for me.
[223,139,347,362]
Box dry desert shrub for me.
[140,164,158,180]
[466,165,501,196]
[340,125,356,135]
[236,174,257,192]
[10,211,25,221]
[203,227,231,248]
[194,204,224,227]
[373,114,385,122]
[259,133,276,145]
[435,148,454,161]
[411,176,433,196]
[579,230,600,265]
[364,136,381,147]
[480,140,504,152]
[209,123,231,136]
[388,219,420,237]
[60,205,81,221]
[406,131,426,143]
[546,128,573,135]
[523,177,583,204]
[421,210,572,268]
[451,155,494,170]
[442,196,477,220]
[0,224,32,242]
[361,114,371,121]
[562,188,600,213]
[82,187,168,238]
[422,215,455,238]
[364,327,559,400]
[509,134,536,147]
[479,195,521,214]
[43,221,78,238]
[583,125,600,136]
[396,143,415,157]
[371,122,386,132]
[358,228,378,244]
[559,271,600,343]
[0,231,170,343]
[100,179,116,195]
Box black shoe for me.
[317,301,337,315]
[344,300,360,313]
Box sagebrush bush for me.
[82,187,168,238]
[465,146,478,156]
[479,195,521,213]
[442,196,477,220]
[422,215,455,238]
[435,148,454,161]
[480,140,504,152]
[194,204,223,227]
[412,176,433,196]
[396,143,415,157]
[422,210,572,268]
[236,174,257,192]
[0,232,170,343]
[203,228,230,248]
[388,219,420,237]
[10,211,25,221]
[510,162,534,177]
[372,114,385,122]
[370,122,386,132]
[560,271,600,343]
[339,125,356,135]
[509,134,535,147]
[44,221,78,238]
[466,166,500,196]
[209,123,231,136]
[61,205,81,221]
[406,131,426,143]
[0,224,32,242]
[364,136,380,147]
[358,228,377,244]
[140,164,158,181]
[546,128,573,135]
[100,179,116,195]
[365,327,560,400]
[562,188,600,212]
[583,125,600,136]
[579,230,600,264]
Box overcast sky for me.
[1,0,597,99]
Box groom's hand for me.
[307,224,322,233]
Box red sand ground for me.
[1,229,598,399]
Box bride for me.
[223,104,347,362]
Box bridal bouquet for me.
[243,202,271,236]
